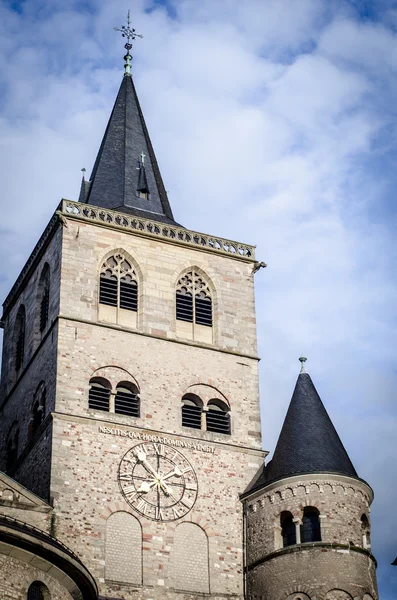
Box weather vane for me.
[114,10,143,75]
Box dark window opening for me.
[27,581,51,600]
[206,401,230,435]
[182,395,202,429]
[14,305,26,372]
[30,383,46,440]
[280,511,296,547]
[88,381,110,412]
[99,275,118,306]
[39,267,50,332]
[361,514,370,547]
[120,278,138,311]
[195,295,212,327]
[176,271,213,328]
[99,254,138,312]
[176,291,193,322]
[300,507,321,542]
[115,384,140,417]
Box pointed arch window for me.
[100,253,138,312]
[280,511,296,547]
[206,399,230,435]
[182,394,203,430]
[29,382,46,441]
[38,264,50,332]
[115,381,140,417]
[88,378,111,412]
[300,506,321,542]
[14,304,26,373]
[176,271,212,327]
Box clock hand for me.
[161,466,183,482]
[137,480,157,493]
[136,450,160,479]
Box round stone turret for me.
[242,363,378,600]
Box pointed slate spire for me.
[244,361,358,495]
[84,73,177,225]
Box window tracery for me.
[100,253,138,312]
[176,270,212,327]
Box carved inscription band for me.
[99,425,216,454]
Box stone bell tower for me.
[242,358,378,600]
[0,15,264,600]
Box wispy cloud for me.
[0,0,396,595]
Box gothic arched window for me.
[88,378,111,412]
[14,304,26,373]
[27,581,51,600]
[38,263,50,333]
[99,253,138,312]
[361,514,370,548]
[29,382,46,441]
[206,399,230,435]
[176,270,212,327]
[280,511,296,547]
[300,506,321,542]
[115,381,140,417]
[182,394,203,430]
[6,421,19,472]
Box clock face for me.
[118,442,198,521]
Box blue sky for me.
[0,0,397,597]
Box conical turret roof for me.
[84,73,178,225]
[244,368,358,495]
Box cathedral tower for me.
[0,23,264,600]
[242,359,378,600]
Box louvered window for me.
[176,271,212,327]
[300,507,321,542]
[88,382,110,412]
[100,254,138,312]
[182,398,202,429]
[39,265,50,332]
[115,385,140,417]
[281,511,296,547]
[206,402,230,435]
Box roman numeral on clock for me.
[155,506,164,521]
[154,443,165,456]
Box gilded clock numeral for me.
[154,443,165,456]
[119,472,132,480]
[155,506,164,521]
[181,496,194,509]
[173,506,183,519]
[185,482,198,491]
[136,498,148,514]
[181,466,192,474]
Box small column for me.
[293,518,302,544]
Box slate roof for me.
[244,371,358,496]
[84,73,179,226]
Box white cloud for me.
[0,1,396,596]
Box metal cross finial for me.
[299,357,307,373]
[114,10,143,75]
[140,151,146,165]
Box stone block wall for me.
[0,226,62,399]
[0,554,72,600]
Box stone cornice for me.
[246,541,377,571]
[60,199,256,262]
